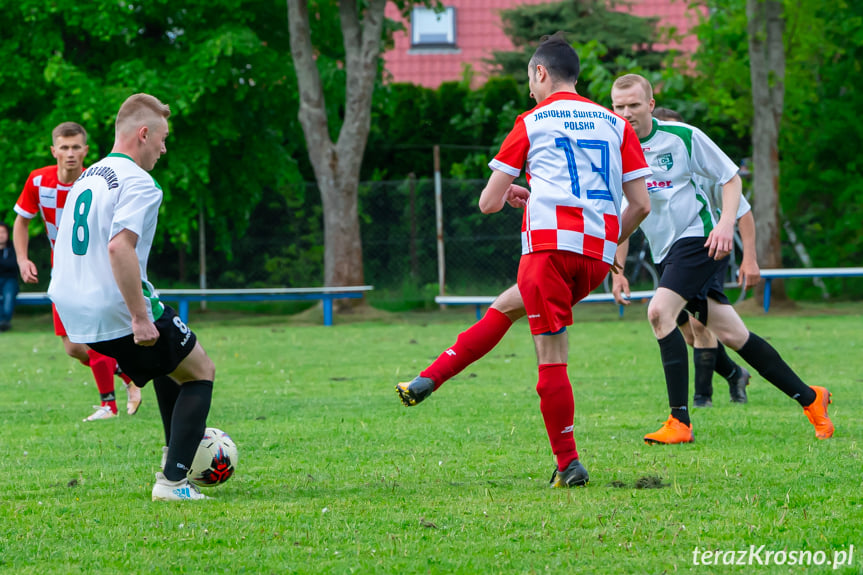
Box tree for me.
[747,0,786,302]
[0,0,302,281]
[286,0,387,291]
[491,0,668,98]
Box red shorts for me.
[517,250,610,335]
[52,304,67,337]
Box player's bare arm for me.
[619,177,650,244]
[705,174,742,259]
[12,215,38,283]
[612,238,631,305]
[108,229,159,346]
[478,170,517,214]
[736,211,760,288]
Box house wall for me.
[383,0,703,88]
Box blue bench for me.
[760,268,863,312]
[13,286,375,326]
[435,290,657,320]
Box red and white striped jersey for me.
[490,92,651,264]
[14,165,83,250]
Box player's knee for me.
[64,341,89,363]
[646,304,664,330]
[199,356,216,381]
[491,285,524,316]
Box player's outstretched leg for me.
[396,307,514,406]
[734,332,833,439]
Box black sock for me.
[658,329,690,425]
[163,380,213,481]
[735,332,816,406]
[693,347,717,399]
[99,391,116,403]
[713,342,739,381]
[153,376,181,447]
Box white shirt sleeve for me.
[690,127,739,186]
[111,175,162,240]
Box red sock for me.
[421,308,513,390]
[115,362,132,385]
[87,349,118,414]
[537,363,578,471]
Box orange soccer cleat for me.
[803,386,834,440]
[644,415,694,445]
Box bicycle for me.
[602,228,659,293]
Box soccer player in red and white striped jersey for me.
[399,33,651,488]
[13,122,142,421]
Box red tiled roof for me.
[383,0,703,87]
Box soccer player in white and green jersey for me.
[652,106,755,407]
[610,74,833,444]
[49,94,216,501]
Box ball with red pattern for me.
[188,427,238,487]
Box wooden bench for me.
[12,286,375,327]
[760,268,863,312]
[435,290,656,320]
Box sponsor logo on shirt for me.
[646,180,673,193]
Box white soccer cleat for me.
[83,405,117,422]
[151,472,209,501]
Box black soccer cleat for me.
[549,458,589,488]
[396,376,435,407]
[727,366,751,403]
[693,395,713,408]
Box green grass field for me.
[1,303,861,574]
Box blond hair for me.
[612,74,654,101]
[115,93,171,136]
[52,121,88,144]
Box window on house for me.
[411,6,457,48]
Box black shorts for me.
[658,237,730,325]
[88,306,197,386]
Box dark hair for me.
[0,222,11,239]
[653,107,684,122]
[531,31,580,84]
[52,122,88,144]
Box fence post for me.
[198,197,207,311]
[434,145,446,309]
[408,172,418,279]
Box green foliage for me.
[689,0,863,293]
[491,0,667,89]
[0,0,302,256]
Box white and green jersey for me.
[628,119,739,263]
[694,175,750,221]
[48,153,164,344]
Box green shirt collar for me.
[639,118,659,143]
[106,153,135,162]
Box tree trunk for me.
[747,0,787,304]
[287,0,386,294]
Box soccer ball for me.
[187,427,238,487]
